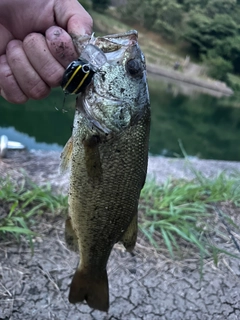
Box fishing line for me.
[62,93,67,111]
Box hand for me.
[0,0,92,104]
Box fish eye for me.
[126,59,141,76]
[82,64,90,73]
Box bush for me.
[119,0,182,40]
[78,0,92,11]
[226,73,240,91]
[202,54,233,82]
[91,0,110,12]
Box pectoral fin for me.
[120,214,138,252]
[65,216,78,252]
[60,136,73,173]
[83,135,102,181]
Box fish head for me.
[78,30,150,134]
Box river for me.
[0,76,240,161]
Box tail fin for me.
[69,268,109,312]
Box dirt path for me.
[1,151,240,320]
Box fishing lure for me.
[61,43,108,95]
[61,59,95,94]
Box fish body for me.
[61,30,150,312]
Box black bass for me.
[60,30,150,312]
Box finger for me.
[6,40,50,100]
[23,33,65,87]
[46,26,78,68]
[0,24,14,55]
[0,54,28,104]
[54,0,93,36]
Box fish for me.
[60,30,150,312]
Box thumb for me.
[54,0,93,36]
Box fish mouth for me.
[76,30,144,135]
[92,30,139,64]
[94,30,138,48]
[82,30,142,73]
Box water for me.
[1,78,240,161]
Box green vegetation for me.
[111,0,240,87]
[78,0,92,11]
[1,169,240,262]
[79,0,110,12]
[91,0,110,12]
[119,0,183,40]
[81,0,240,91]
[0,177,67,243]
[139,171,240,260]
[90,9,185,69]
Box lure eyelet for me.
[82,64,91,73]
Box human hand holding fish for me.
[0,0,92,104]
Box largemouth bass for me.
[60,30,150,312]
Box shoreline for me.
[147,63,233,97]
[1,150,240,190]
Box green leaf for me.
[0,226,34,235]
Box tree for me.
[119,0,240,78]
[180,0,208,11]
[205,0,237,17]
[120,0,183,39]
[183,13,212,53]
[202,53,233,82]
[151,0,183,38]
[184,12,238,52]
[119,0,145,26]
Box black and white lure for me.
[61,44,107,95]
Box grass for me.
[0,177,68,245]
[139,169,240,261]
[1,166,240,263]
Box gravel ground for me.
[1,150,240,320]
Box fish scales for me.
[69,105,150,264]
[60,30,150,312]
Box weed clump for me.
[0,177,68,245]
